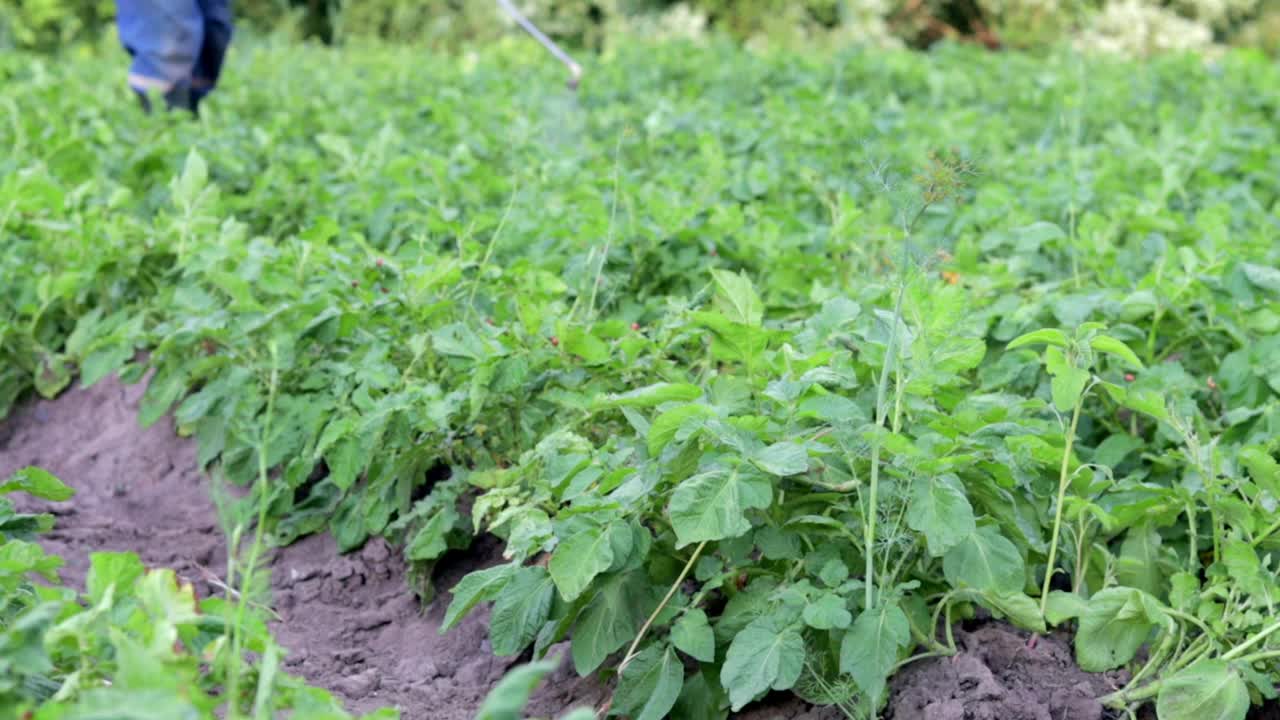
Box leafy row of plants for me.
[2,37,1279,718]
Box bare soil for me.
[887,623,1123,720]
[2,374,1186,720]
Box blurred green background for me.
[2,0,1278,56]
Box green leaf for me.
[0,467,73,501]
[572,572,641,675]
[558,324,611,365]
[907,474,975,557]
[475,655,560,720]
[1051,366,1090,412]
[1090,335,1144,370]
[1007,328,1068,350]
[750,442,808,477]
[490,566,554,656]
[595,383,702,409]
[668,468,772,548]
[818,558,849,588]
[710,269,763,327]
[1155,660,1249,720]
[1116,523,1164,596]
[942,525,1025,595]
[840,601,910,700]
[1075,587,1162,671]
[1240,446,1279,496]
[1242,263,1280,294]
[612,645,684,720]
[979,591,1045,634]
[647,404,716,456]
[405,506,460,562]
[87,552,145,605]
[671,609,715,662]
[174,149,209,206]
[721,615,805,711]
[803,593,852,630]
[549,526,615,602]
[1120,387,1169,422]
[1044,590,1088,626]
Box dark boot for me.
[163,80,199,116]
[133,87,153,114]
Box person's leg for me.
[191,0,234,109]
[116,0,205,113]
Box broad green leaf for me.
[1240,446,1279,496]
[750,442,809,477]
[907,474,975,557]
[647,404,716,456]
[1242,263,1280,294]
[87,552,145,605]
[1090,335,1144,370]
[406,507,460,562]
[803,593,852,630]
[942,525,1024,595]
[1155,660,1249,720]
[840,601,910,700]
[549,526,614,602]
[1116,523,1164,596]
[1044,590,1088,626]
[671,609,715,662]
[558,324,611,365]
[1222,540,1265,596]
[1050,366,1090,412]
[1075,587,1162,671]
[594,383,702,409]
[721,615,805,711]
[1120,387,1169,421]
[1007,328,1068,350]
[818,558,849,587]
[612,645,684,720]
[0,467,73,501]
[668,468,772,548]
[0,540,62,581]
[475,655,559,720]
[979,591,1045,634]
[710,269,763,327]
[572,572,642,675]
[490,566,554,656]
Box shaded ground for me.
[2,374,1189,720]
[887,623,1124,720]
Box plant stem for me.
[619,540,707,672]
[226,343,280,718]
[586,136,623,324]
[1222,617,1280,661]
[1040,397,1084,618]
[466,183,517,314]
[1251,513,1280,548]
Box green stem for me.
[1222,617,1280,661]
[1251,513,1280,548]
[1234,649,1280,665]
[619,540,707,672]
[226,343,280,718]
[1040,398,1084,618]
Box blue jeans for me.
[117,0,233,107]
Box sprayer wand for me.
[495,0,583,91]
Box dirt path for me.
[2,375,1168,720]
[0,375,605,719]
